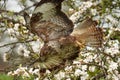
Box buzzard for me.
[29,0,103,73]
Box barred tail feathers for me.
[71,18,103,47]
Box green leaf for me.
[0,74,13,80]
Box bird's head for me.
[33,0,64,13]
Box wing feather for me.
[71,18,103,47]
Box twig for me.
[81,62,107,70]
[0,9,19,15]
[0,39,35,48]
[19,2,38,14]
[91,72,106,80]
[0,2,38,15]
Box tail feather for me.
[71,18,103,47]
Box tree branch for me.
[0,39,35,48]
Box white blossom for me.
[74,69,88,80]
[117,58,120,63]
[74,69,81,76]
[108,61,118,72]
[34,78,39,80]
[91,9,97,15]
[81,74,89,80]
[112,74,120,80]
[89,66,95,72]
[83,55,94,63]
[65,66,73,72]
[73,61,81,64]
[3,53,8,62]
[66,78,71,80]
[70,12,80,23]
[17,45,30,58]
[105,47,119,56]
[105,40,119,56]
[7,28,15,34]
[30,39,42,53]
[5,28,19,41]
[83,1,93,8]
[81,65,87,71]
[29,68,39,75]
[105,15,118,25]
[54,71,65,80]
[14,23,19,30]
[8,67,30,78]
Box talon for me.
[76,41,85,48]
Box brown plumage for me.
[29,0,104,74]
[30,0,73,43]
[71,18,103,47]
[29,0,76,72]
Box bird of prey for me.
[29,0,103,74]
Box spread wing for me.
[71,18,103,47]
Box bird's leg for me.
[75,40,85,49]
